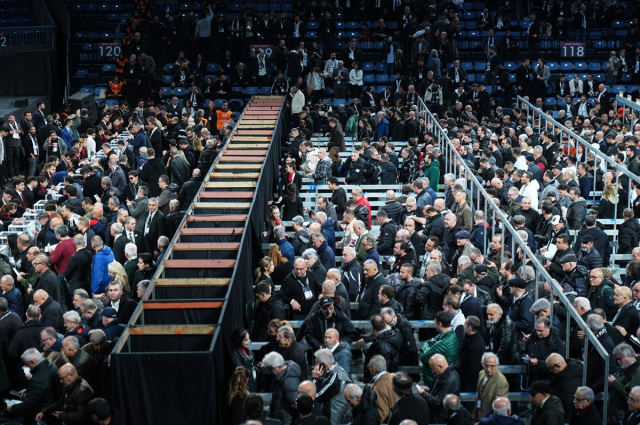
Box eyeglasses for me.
[535,328,546,333]
[129,177,135,180]
[59,373,73,381]
[573,396,586,401]
[39,337,51,343]
[32,262,41,266]
[629,397,640,403]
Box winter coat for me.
[569,402,602,425]
[91,246,115,295]
[469,221,489,251]
[618,218,640,254]
[381,201,403,225]
[11,359,60,418]
[420,329,460,385]
[486,314,519,365]
[566,197,587,230]
[8,319,46,360]
[525,327,567,383]
[363,329,403,382]
[332,341,353,375]
[252,291,286,342]
[313,363,353,423]
[139,157,166,197]
[377,219,398,255]
[42,377,94,425]
[586,328,616,393]
[470,369,510,421]
[417,273,451,320]
[588,279,617,320]
[394,277,421,319]
[509,293,535,338]
[422,365,460,424]
[424,212,445,240]
[270,361,302,424]
[40,296,65,333]
[280,272,319,317]
[345,157,366,185]
[395,313,419,366]
[561,264,589,297]
[304,307,358,351]
[398,151,418,184]
[351,387,380,425]
[357,272,385,320]
[157,186,179,216]
[480,412,525,425]
[458,332,486,391]
[340,258,363,302]
[371,372,396,423]
[320,218,336,252]
[548,359,584,421]
[388,393,430,425]
[576,247,603,270]
[530,395,565,425]
[423,159,440,192]
[378,161,398,184]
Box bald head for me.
[298,380,317,398]
[32,289,49,306]
[492,397,512,416]
[429,354,448,375]
[399,421,419,425]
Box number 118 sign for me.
[561,42,585,58]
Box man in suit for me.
[451,84,469,106]
[147,119,162,154]
[123,216,145,255]
[32,101,47,132]
[556,74,570,99]
[483,29,499,58]
[535,58,551,86]
[622,386,640,425]
[569,75,583,97]
[110,222,128,264]
[584,74,599,98]
[448,60,468,88]
[597,83,614,115]
[516,58,531,97]
[388,371,430,425]
[183,86,205,110]
[527,13,541,58]
[572,95,590,117]
[64,234,93,295]
[143,197,166,255]
[612,286,640,344]
[471,352,510,422]
[476,84,491,119]
[76,109,95,135]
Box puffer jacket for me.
[576,248,603,270]
[394,277,421,319]
[376,219,398,255]
[562,264,589,297]
[378,160,397,184]
[608,358,640,425]
[588,279,617,320]
[11,359,60,417]
[42,377,94,424]
[420,329,460,385]
[270,361,302,423]
[398,151,418,184]
[340,258,363,301]
[566,197,587,230]
[424,212,445,240]
[416,274,451,320]
[304,306,358,351]
[363,328,403,382]
[618,217,640,254]
[320,218,336,251]
[421,365,460,424]
[486,314,519,365]
[332,341,353,375]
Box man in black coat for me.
[281,258,320,320]
[8,305,46,360]
[388,371,430,425]
[143,198,166,253]
[178,169,204,209]
[486,303,519,365]
[345,384,380,425]
[458,316,486,391]
[64,235,92,294]
[515,58,531,96]
[381,308,419,367]
[362,315,402,383]
[32,255,63,307]
[304,297,358,352]
[33,290,64,334]
[139,149,166,197]
[585,313,616,393]
[80,166,104,202]
[358,261,385,320]
[612,286,640,343]
[546,353,584,422]
[418,354,460,424]
[105,281,138,325]
[251,283,285,342]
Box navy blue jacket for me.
[2,286,23,319]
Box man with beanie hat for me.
[575,234,603,270]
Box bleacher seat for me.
[346,21,359,30]
[161,87,171,97]
[259,87,271,95]
[363,74,374,84]
[307,21,319,30]
[334,12,343,20]
[588,63,601,71]
[461,62,473,72]
[544,98,556,107]
[102,64,115,74]
[612,20,625,28]
[623,73,632,82]
[105,99,119,107]
[362,62,374,73]
[164,63,175,74]
[547,62,559,72]
[80,87,93,93]
[333,98,346,108]
[561,62,573,71]
[335,21,345,30]
[179,3,192,11]
[162,75,173,85]
[613,85,626,94]
[246,87,259,96]
[174,87,186,97]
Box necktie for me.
[145,212,154,235]
[129,232,134,243]
[20,194,24,207]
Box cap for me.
[553,164,563,170]
[509,277,528,289]
[319,296,333,308]
[581,234,594,243]
[524,154,535,162]
[530,298,551,313]
[89,329,107,344]
[551,215,562,225]
[455,230,471,239]
[527,380,551,395]
[426,131,434,138]
[474,264,488,276]
[102,307,117,319]
[560,253,578,263]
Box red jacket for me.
[355,195,372,228]
[49,237,77,274]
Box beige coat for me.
[472,370,510,421]
[370,372,396,424]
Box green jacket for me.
[355,232,376,262]
[423,159,440,192]
[530,394,564,425]
[609,360,640,425]
[456,266,477,283]
[344,114,358,138]
[420,329,460,385]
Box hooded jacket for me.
[588,279,617,320]
[423,158,440,192]
[417,273,451,320]
[566,197,587,230]
[91,246,115,295]
[270,361,302,424]
[379,160,398,184]
[290,228,311,256]
[374,118,389,140]
[618,217,640,254]
[351,387,380,425]
[363,328,403,382]
[394,277,421,319]
[139,157,167,197]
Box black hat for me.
[319,296,333,308]
[509,278,528,289]
[426,131,434,138]
[560,253,578,263]
[553,164,563,170]
[527,380,551,395]
[474,264,488,276]
[581,235,594,243]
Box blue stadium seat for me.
[102,64,115,74]
[547,62,559,72]
[231,87,244,94]
[560,62,573,71]
[215,99,225,108]
[85,4,97,12]
[174,87,186,97]
[79,54,92,62]
[362,62,374,73]
[613,85,626,93]
[74,31,87,39]
[467,74,476,83]
[363,74,374,84]
[105,99,119,107]
[347,31,358,38]
[80,87,93,93]
[375,63,384,73]
[335,22,345,30]
[164,63,175,74]
[98,4,110,12]
[466,21,478,30]
[376,74,389,84]
[206,63,219,73]
[333,98,346,108]
[557,99,567,107]
[360,42,373,51]
[161,87,171,97]
[544,98,556,107]
[594,73,605,82]
[282,3,293,11]
[519,20,531,29]
[76,70,89,76]
[260,87,271,95]
[461,62,473,71]
[107,13,119,22]
[178,2,191,10]
[307,21,319,30]
[306,31,317,38]
[612,20,625,29]
[346,21,359,30]
[474,63,485,72]
[269,4,281,12]
[594,41,607,50]
[204,75,217,83]
[476,74,484,84]
[193,3,204,11]
[463,11,475,20]
[73,5,85,12]
[246,87,259,96]
[111,4,122,11]
[588,63,601,71]
[334,12,343,20]
[162,75,173,85]
[87,31,100,39]
[503,62,516,71]
[467,30,479,39]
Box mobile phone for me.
[10,390,22,398]
[415,384,421,391]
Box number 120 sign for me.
[98,42,122,59]
[561,42,585,58]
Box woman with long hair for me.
[357,117,372,140]
[329,146,343,177]
[108,261,130,293]
[263,204,282,243]
[278,161,302,197]
[227,366,251,425]
[268,244,291,282]
[349,61,363,99]
[274,183,304,221]
[0,203,18,227]
[254,256,275,290]
[597,183,617,219]
[230,328,257,392]
[182,99,195,118]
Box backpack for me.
[354,204,370,230]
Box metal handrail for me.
[615,95,640,128]
[418,97,610,424]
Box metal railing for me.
[617,94,640,128]
[517,95,640,263]
[419,96,611,424]
[0,0,56,52]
